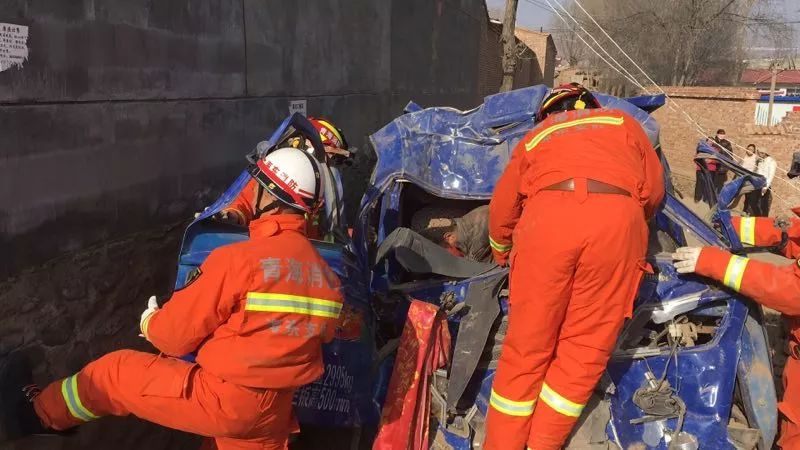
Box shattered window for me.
[616,300,728,357]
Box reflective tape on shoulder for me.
[245,292,343,318]
[489,388,535,417]
[61,375,99,422]
[723,255,749,292]
[489,236,512,253]
[539,383,585,418]
[739,217,756,246]
[525,116,625,151]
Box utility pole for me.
[500,0,519,92]
[767,60,782,126]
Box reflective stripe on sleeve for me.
[539,383,585,418]
[140,311,155,338]
[723,255,749,292]
[61,375,99,422]
[489,236,512,253]
[245,292,343,319]
[525,116,625,151]
[739,217,756,246]
[489,388,536,417]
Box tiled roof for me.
[741,69,800,85]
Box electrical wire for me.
[550,0,800,209]
[540,0,644,89]
[547,0,650,95]
[568,0,800,193]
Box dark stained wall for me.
[0,0,490,279]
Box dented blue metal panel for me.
[365,85,662,203]
[360,85,775,448]
[606,255,747,449]
[171,85,776,446]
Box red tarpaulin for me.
[373,300,451,450]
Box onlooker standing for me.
[693,152,706,203]
[742,144,759,215]
[742,144,758,172]
[754,148,777,216]
[713,129,733,192]
[694,138,718,205]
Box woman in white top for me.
[754,147,778,216]
[742,144,758,172]
[742,144,759,215]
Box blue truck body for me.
[173,87,777,449]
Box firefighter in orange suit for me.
[221,117,349,231]
[729,209,800,257]
[485,83,665,450]
[673,209,800,450]
[0,148,343,450]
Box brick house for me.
[514,27,557,88]
[477,17,558,97]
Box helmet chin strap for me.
[253,183,280,219]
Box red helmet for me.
[308,117,348,150]
[537,83,601,121]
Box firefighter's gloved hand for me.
[215,209,246,226]
[139,296,159,337]
[672,247,702,274]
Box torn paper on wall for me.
[0,23,29,72]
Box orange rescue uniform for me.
[32,214,343,450]
[224,178,259,225]
[703,214,800,449]
[224,179,323,240]
[486,108,664,449]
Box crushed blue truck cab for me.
[173,88,777,449]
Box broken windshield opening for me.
[616,300,729,358]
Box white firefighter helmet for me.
[250,147,322,213]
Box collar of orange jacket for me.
[249,214,307,238]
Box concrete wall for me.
[0,0,492,278]
[0,1,497,449]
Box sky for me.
[485,0,800,42]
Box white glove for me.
[193,207,210,219]
[672,247,702,274]
[139,296,159,337]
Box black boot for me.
[0,352,66,440]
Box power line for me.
[563,0,800,208]
[521,0,553,13]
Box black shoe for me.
[0,352,64,440]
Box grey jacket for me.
[453,205,491,263]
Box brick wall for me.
[653,86,800,215]
[478,22,504,99]
[515,28,555,87]
[477,22,555,98]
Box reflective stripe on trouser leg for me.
[723,255,749,292]
[489,388,536,417]
[739,217,756,246]
[538,383,585,418]
[60,374,99,422]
